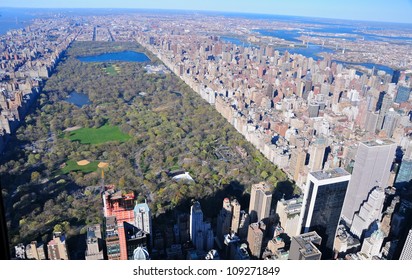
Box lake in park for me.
[66,91,91,107]
[77,51,150,63]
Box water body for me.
[333,60,394,75]
[66,91,91,107]
[77,51,150,63]
[254,27,398,72]
[278,45,335,61]
[221,36,248,46]
[256,29,302,43]
[0,8,36,35]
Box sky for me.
[3,0,412,24]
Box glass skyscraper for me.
[300,167,351,259]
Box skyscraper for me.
[300,168,351,259]
[134,202,152,246]
[382,109,400,138]
[400,228,412,260]
[376,93,393,131]
[275,196,303,237]
[350,187,385,240]
[105,216,120,260]
[190,201,204,249]
[308,137,326,172]
[289,147,307,182]
[102,187,135,260]
[216,198,233,244]
[238,211,250,240]
[230,199,241,234]
[247,222,264,259]
[248,182,272,223]
[360,229,384,259]
[190,201,214,252]
[341,140,396,225]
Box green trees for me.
[1,41,295,248]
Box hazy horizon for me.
[1,0,412,24]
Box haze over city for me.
[3,0,412,24]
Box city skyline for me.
[1,4,412,262]
[2,0,412,24]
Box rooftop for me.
[362,139,395,147]
[293,232,322,257]
[311,167,350,181]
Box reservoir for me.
[77,50,150,63]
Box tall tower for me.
[299,168,351,259]
[350,187,385,240]
[276,196,303,237]
[308,137,327,172]
[134,202,152,246]
[376,93,393,131]
[382,109,400,138]
[190,201,204,249]
[341,140,396,225]
[216,198,233,246]
[247,222,264,259]
[289,148,307,182]
[231,199,241,234]
[400,228,412,260]
[248,182,272,223]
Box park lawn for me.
[104,64,121,75]
[66,124,131,145]
[61,160,99,174]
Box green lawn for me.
[66,124,131,144]
[104,65,120,75]
[61,160,99,174]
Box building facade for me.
[300,168,351,259]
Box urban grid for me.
[0,8,412,261]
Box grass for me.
[61,160,99,174]
[66,124,131,145]
[103,64,121,75]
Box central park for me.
[0,41,296,255]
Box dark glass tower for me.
[300,168,351,259]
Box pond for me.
[66,91,91,107]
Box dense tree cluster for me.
[0,41,296,247]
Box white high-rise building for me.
[341,140,396,225]
[360,229,384,259]
[134,202,152,246]
[134,202,152,235]
[276,197,303,237]
[350,187,385,239]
